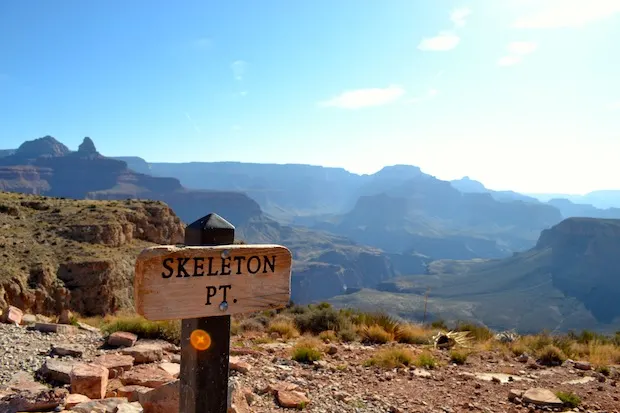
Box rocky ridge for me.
[1,313,619,413]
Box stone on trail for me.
[71,397,129,413]
[65,393,91,408]
[117,384,153,402]
[93,353,135,378]
[116,401,145,413]
[38,358,81,384]
[1,305,23,325]
[120,364,175,388]
[58,309,73,325]
[33,322,77,335]
[52,343,85,358]
[137,379,179,413]
[229,356,252,374]
[0,387,68,412]
[70,363,110,399]
[157,362,180,378]
[573,361,592,371]
[108,331,138,347]
[121,344,164,364]
[521,388,563,407]
[276,389,311,409]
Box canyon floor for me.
[1,312,619,413]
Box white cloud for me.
[451,7,472,28]
[513,0,620,28]
[507,41,538,55]
[231,60,247,81]
[418,33,461,51]
[319,85,405,109]
[418,7,470,52]
[497,41,538,67]
[497,55,523,67]
[407,88,439,104]
[609,101,620,110]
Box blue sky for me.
[0,0,619,194]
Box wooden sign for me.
[134,244,292,321]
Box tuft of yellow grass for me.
[268,317,300,340]
[365,347,415,369]
[359,324,393,344]
[395,323,433,345]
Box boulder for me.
[121,344,164,364]
[158,362,180,378]
[38,358,82,384]
[51,343,85,358]
[64,393,91,408]
[522,388,563,407]
[93,353,134,378]
[33,322,77,335]
[120,364,175,388]
[1,305,23,325]
[117,385,153,402]
[58,309,73,324]
[70,363,109,399]
[138,379,179,413]
[71,397,129,413]
[229,356,252,374]
[108,331,138,347]
[0,388,68,412]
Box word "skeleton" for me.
[161,254,277,278]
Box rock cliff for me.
[0,192,184,316]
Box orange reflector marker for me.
[190,329,212,351]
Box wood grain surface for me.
[134,244,292,321]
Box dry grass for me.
[365,347,415,369]
[291,336,324,363]
[268,316,300,340]
[359,324,393,344]
[91,313,182,344]
[395,323,432,345]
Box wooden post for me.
[180,213,235,413]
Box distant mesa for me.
[77,136,99,155]
[14,135,70,158]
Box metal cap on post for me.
[181,213,235,413]
[184,213,235,247]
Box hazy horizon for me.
[1,0,619,194]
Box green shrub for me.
[319,330,338,343]
[101,315,181,345]
[338,327,358,343]
[365,347,414,369]
[556,391,581,408]
[294,307,346,334]
[291,337,322,363]
[449,350,469,365]
[537,344,567,366]
[454,321,493,342]
[414,352,437,369]
[239,318,265,332]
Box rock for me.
[1,305,23,325]
[58,309,73,325]
[52,343,85,358]
[276,389,311,409]
[65,393,91,408]
[121,344,164,364]
[508,389,524,402]
[71,397,129,413]
[137,379,179,413]
[516,353,529,363]
[522,388,563,407]
[0,387,68,412]
[327,345,338,355]
[158,362,180,378]
[93,353,134,378]
[574,361,592,371]
[116,401,145,413]
[229,356,252,374]
[170,354,181,364]
[120,364,175,388]
[118,385,153,402]
[21,314,37,325]
[70,363,110,399]
[38,358,81,384]
[108,331,138,348]
[33,322,77,335]
[6,371,48,393]
[77,321,101,333]
[106,378,125,398]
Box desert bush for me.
[319,330,338,343]
[537,344,567,366]
[449,350,469,365]
[510,342,528,357]
[414,352,437,369]
[338,326,358,343]
[395,323,432,345]
[239,318,265,332]
[454,321,493,342]
[291,337,323,363]
[430,319,448,331]
[101,314,181,344]
[268,317,300,340]
[359,324,393,344]
[353,312,400,336]
[365,347,414,369]
[556,391,581,408]
[294,306,346,334]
